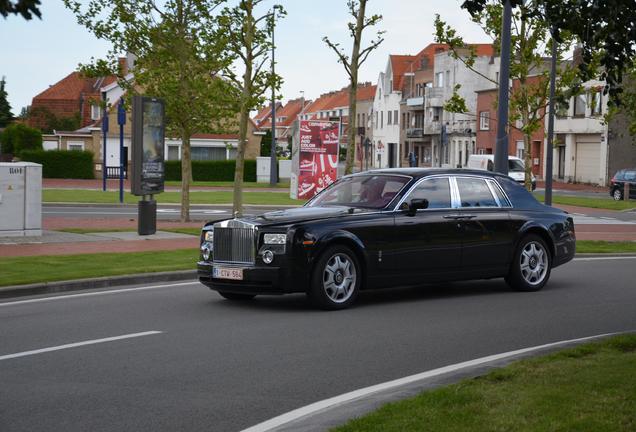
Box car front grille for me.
[213,226,256,265]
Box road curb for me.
[575,252,636,257]
[0,270,197,299]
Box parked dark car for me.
[198,169,576,309]
[609,168,636,200]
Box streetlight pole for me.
[544,26,558,206]
[269,6,279,187]
[494,0,512,175]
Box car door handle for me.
[443,215,461,220]
[457,214,477,220]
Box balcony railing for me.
[406,96,424,107]
[406,128,424,138]
[425,87,445,107]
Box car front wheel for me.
[613,188,623,200]
[308,245,361,310]
[506,235,552,292]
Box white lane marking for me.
[0,282,199,307]
[241,332,624,432]
[0,331,162,361]
[574,256,636,262]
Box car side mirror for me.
[406,198,429,216]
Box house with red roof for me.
[258,98,308,150]
[28,72,117,132]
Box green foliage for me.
[0,0,41,19]
[444,84,469,113]
[0,76,13,127]
[20,149,94,179]
[435,1,579,191]
[461,0,636,107]
[165,159,256,182]
[0,123,42,154]
[26,106,81,133]
[260,129,272,157]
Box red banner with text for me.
[298,120,340,199]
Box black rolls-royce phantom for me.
[198,168,576,309]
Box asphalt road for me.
[1,257,636,432]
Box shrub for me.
[0,123,43,155]
[20,150,95,179]
[165,159,256,182]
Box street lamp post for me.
[544,26,558,206]
[494,0,512,176]
[269,6,279,187]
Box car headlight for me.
[204,230,214,242]
[263,233,286,244]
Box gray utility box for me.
[0,162,42,237]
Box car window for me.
[406,177,452,209]
[625,171,636,181]
[308,174,411,209]
[615,170,625,181]
[488,179,512,207]
[456,177,498,207]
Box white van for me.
[466,155,536,190]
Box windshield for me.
[307,174,411,209]
[509,159,525,172]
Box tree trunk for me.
[344,0,366,175]
[180,129,191,222]
[523,131,533,191]
[232,1,254,218]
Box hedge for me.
[165,159,256,182]
[20,150,95,179]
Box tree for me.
[323,0,384,175]
[462,0,636,106]
[0,123,42,155]
[218,0,284,217]
[0,0,40,19]
[260,129,272,157]
[0,76,13,128]
[26,106,80,133]
[64,0,237,222]
[435,1,579,190]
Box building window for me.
[387,110,392,125]
[374,111,378,129]
[167,145,180,160]
[435,72,444,87]
[381,111,383,128]
[445,71,450,87]
[90,104,101,121]
[67,141,85,151]
[573,94,586,117]
[362,113,366,128]
[394,110,398,126]
[191,146,227,161]
[590,91,602,116]
[556,102,568,118]
[479,111,490,130]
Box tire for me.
[308,245,361,310]
[613,188,623,201]
[218,292,256,301]
[506,234,552,292]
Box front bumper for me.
[197,261,288,295]
[554,234,576,267]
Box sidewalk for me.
[43,178,287,193]
[0,230,199,258]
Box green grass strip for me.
[164,180,289,189]
[576,240,636,253]
[534,193,636,211]
[43,189,304,206]
[0,249,197,287]
[333,334,636,432]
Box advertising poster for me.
[132,96,165,196]
[298,120,340,199]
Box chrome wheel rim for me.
[520,241,548,286]
[323,253,356,303]
[613,189,622,200]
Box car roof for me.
[348,167,508,180]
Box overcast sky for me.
[1,0,491,114]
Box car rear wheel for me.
[506,234,552,292]
[308,245,360,310]
[613,188,623,200]
[218,292,256,301]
